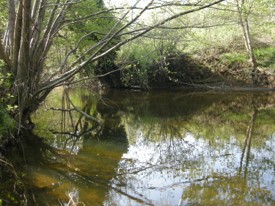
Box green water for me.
[19,88,275,205]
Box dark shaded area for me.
[96,53,237,89]
[95,52,124,88]
[149,54,222,88]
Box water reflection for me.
[28,89,275,205]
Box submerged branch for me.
[48,107,75,112]
[65,91,101,125]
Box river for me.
[10,88,275,205]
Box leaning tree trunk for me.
[240,18,258,75]
[235,0,258,84]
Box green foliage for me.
[220,52,249,65]
[117,29,182,88]
[0,62,16,137]
[46,0,119,78]
[254,47,275,69]
[118,41,152,88]
[0,61,15,109]
[0,107,15,137]
[217,45,275,70]
[68,1,118,56]
[0,0,7,33]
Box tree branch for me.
[65,90,101,125]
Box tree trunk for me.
[236,0,258,84]
[16,0,31,129]
[240,19,257,68]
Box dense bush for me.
[115,36,223,89]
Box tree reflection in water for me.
[239,104,258,179]
[27,89,275,205]
[102,91,275,206]
[26,88,129,205]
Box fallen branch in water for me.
[48,107,76,112]
[65,91,101,125]
[49,129,78,137]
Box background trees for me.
[114,0,275,88]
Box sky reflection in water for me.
[106,132,275,206]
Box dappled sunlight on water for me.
[25,89,275,205]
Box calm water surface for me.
[23,88,275,205]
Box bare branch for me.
[48,107,76,112]
[33,0,61,61]
[62,1,204,25]
[40,0,70,58]
[7,0,16,56]
[31,0,41,20]
[69,67,124,85]
[11,1,23,74]
[158,22,237,30]
[59,30,107,73]
[63,8,117,24]
[30,0,46,51]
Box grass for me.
[254,47,275,69]
[216,46,275,71]
[220,52,248,65]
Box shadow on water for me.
[21,132,128,206]
[3,88,275,205]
